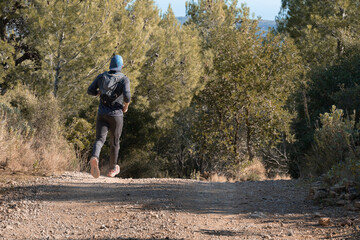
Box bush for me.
[305,106,357,175]
[0,104,35,171]
[237,158,267,181]
[120,149,169,178]
[306,106,360,186]
[66,117,94,170]
[0,85,76,173]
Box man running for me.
[87,55,131,178]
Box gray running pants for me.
[91,114,123,169]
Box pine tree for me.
[111,0,162,91]
[135,6,203,128]
[277,0,360,170]
[277,0,360,66]
[184,1,302,174]
[118,5,203,177]
[64,0,165,166]
[18,0,122,115]
[0,1,41,89]
[0,41,14,85]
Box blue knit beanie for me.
[109,55,123,71]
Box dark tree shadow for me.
[0,180,317,215]
[199,229,243,236]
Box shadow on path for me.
[2,177,320,216]
[76,238,182,240]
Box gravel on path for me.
[0,171,359,240]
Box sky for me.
[154,0,282,20]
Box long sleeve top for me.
[88,71,131,116]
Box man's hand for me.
[123,102,129,113]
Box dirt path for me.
[0,172,359,240]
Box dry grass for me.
[0,124,36,171]
[0,115,75,174]
[197,172,233,182]
[198,159,290,183]
[38,141,76,172]
[238,158,267,181]
[208,173,229,182]
[0,85,76,174]
[272,174,292,180]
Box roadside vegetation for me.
[0,85,75,173]
[0,0,359,190]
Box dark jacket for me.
[88,71,131,116]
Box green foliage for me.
[155,104,200,177]
[135,6,203,128]
[66,117,93,151]
[113,0,161,86]
[309,54,360,116]
[0,1,43,90]
[23,0,123,110]
[306,106,359,176]
[306,106,360,187]
[277,0,360,177]
[324,157,360,187]
[186,0,241,49]
[278,0,360,66]
[6,0,360,180]
[1,85,38,122]
[0,41,15,84]
[181,1,302,176]
[118,6,203,177]
[289,52,360,176]
[120,149,169,178]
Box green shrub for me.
[65,117,94,170]
[306,105,360,185]
[120,149,169,178]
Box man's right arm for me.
[122,102,129,113]
[122,77,131,113]
[87,74,102,96]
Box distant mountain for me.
[176,17,276,32]
[176,16,188,25]
[258,20,277,32]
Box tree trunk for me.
[337,7,345,57]
[245,108,254,161]
[303,90,311,128]
[53,32,64,97]
[337,38,344,57]
[0,18,8,41]
[54,65,61,97]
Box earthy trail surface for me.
[0,171,359,240]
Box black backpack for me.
[99,72,125,107]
